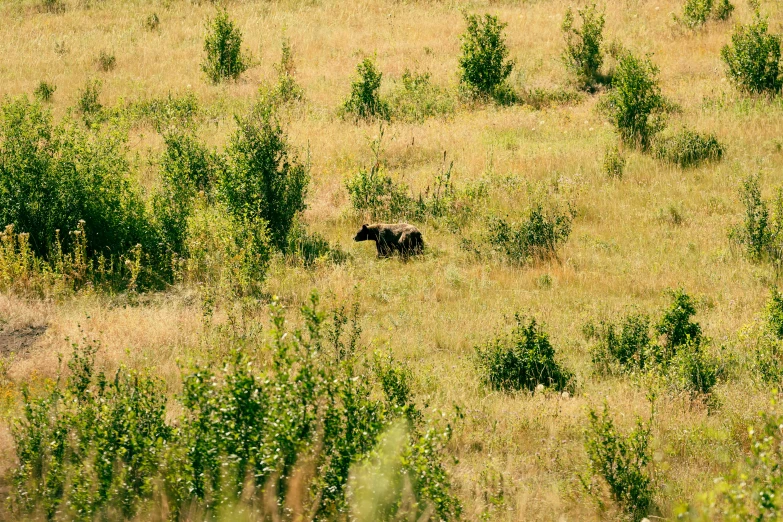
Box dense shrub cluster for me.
[475,314,574,393]
[721,15,782,95]
[589,290,720,398]
[10,296,462,521]
[0,97,155,270]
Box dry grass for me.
[2,0,783,519]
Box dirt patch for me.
[0,324,47,358]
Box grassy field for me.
[2,0,783,520]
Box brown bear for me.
[354,223,424,258]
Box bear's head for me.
[354,224,373,242]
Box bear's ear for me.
[362,224,368,229]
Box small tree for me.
[458,13,515,99]
[601,52,667,149]
[202,9,249,84]
[343,57,389,121]
[562,4,606,90]
[721,15,782,95]
[220,105,309,250]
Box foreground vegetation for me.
[2,0,783,520]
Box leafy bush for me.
[202,9,249,83]
[753,289,783,383]
[77,78,102,122]
[458,13,515,100]
[730,174,783,264]
[669,339,721,398]
[562,3,607,90]
[388,69,455,122]
[0,97,155,267]
[591,312,652,374]
[183,198,270,297]
[343,57,389,121]
[346,163,412,221]
[33,81,56,102]
[678,0,733,28]
[603,144,626,178]
[153,131,218,259]
[582,403,654,521]
[10,296,462,520]
[487,203,573,264]
[220,104,309,250]
[721,15,782,95]
[601,52,668,149]
[654,288,702,361]
[96,50,116,72]
[713,0,735,21]
[475,314,574,393]
[653,127,724,168]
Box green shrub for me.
[96,50,116,72]
[220,104,309,250]
[601,52,668,149]
[475,314,574,393]
[654,288,702,362]
[653,127,724,168]
[201,9,249,84]
[582,403,654,521]
[77,78,103,121]
[33,81,56,102]
[183,198,270,297]
[388,69,455,122]
[458,13,515,100]
[713,0,735,21]
[153,131,218,258]
[679,0,733,26]
[487,203,573,264]
[343,57,389,121]
[767,288,783,339]
[730,174,783,264]
[603,144,626,178]
[721,15,782,95]
[11,339,169,520]
[10,295,462,520]
[591,312,652,374]
[0,97,155,267]
[346,163,412,221]
[669,339,721,398]
[562,3,607,90]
